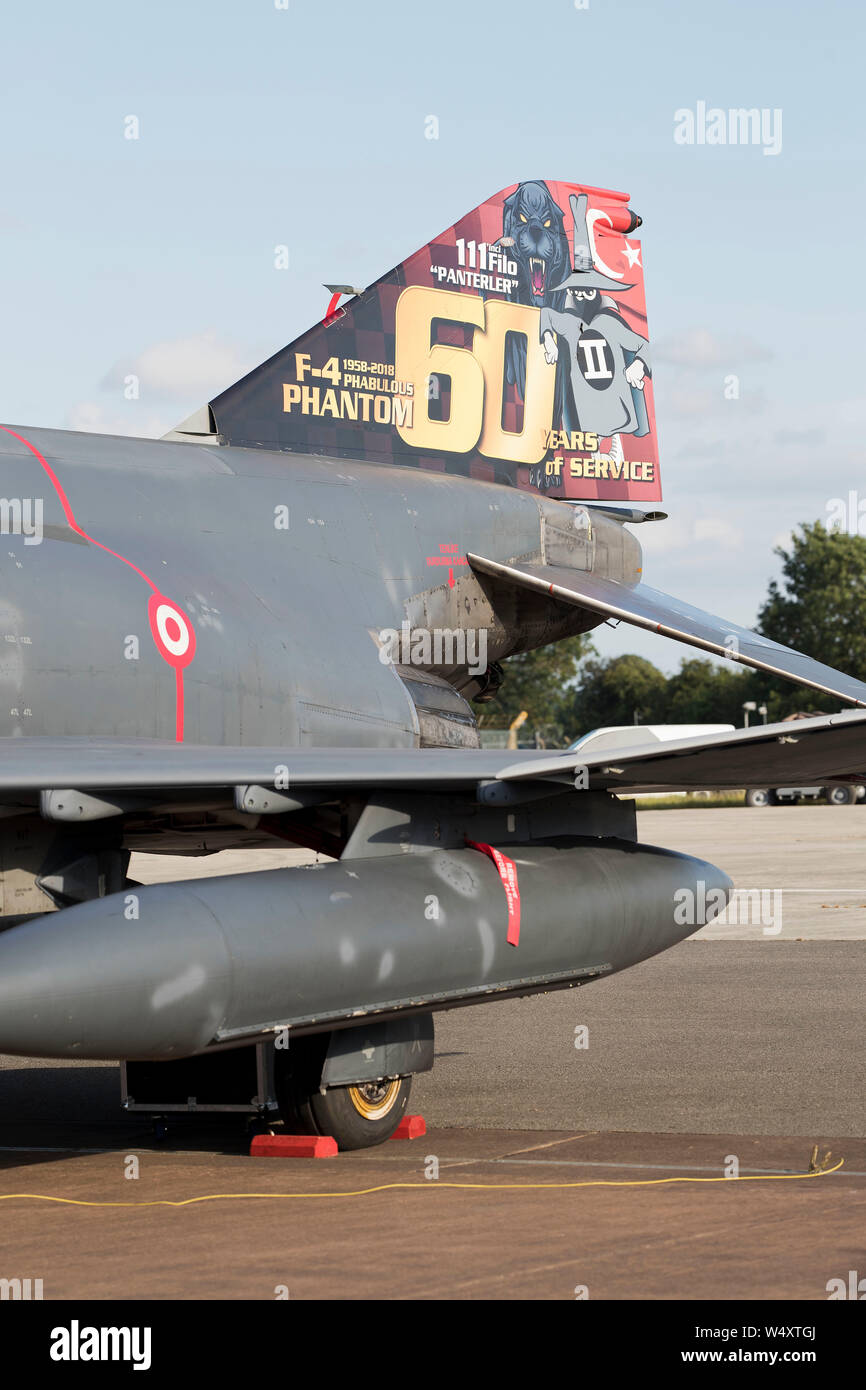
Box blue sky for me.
[2,0,864,672]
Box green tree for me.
[755,521,866,717]
[665,657,754,725]
[476,635,594,743]
[567,653,668,737]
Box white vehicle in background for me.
[744,784,863,807]
[568,723,735,755]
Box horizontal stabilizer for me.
[467,554,866,709]
[498,710,866,792]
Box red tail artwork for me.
[209,180,660,503]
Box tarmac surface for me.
[643,803,866,940]
[0,806,863,1299]
[0,1130,861,1301]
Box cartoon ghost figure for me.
[540,194,651,439]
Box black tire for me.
[826,785,855,805]
[745,788,771,807]
[275,1037,411,1150]
[310,1078,412,1151]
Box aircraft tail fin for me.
[203,181,660,502]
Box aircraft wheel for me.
[278,1070,411,1150]
[826,785,855,805]
[745,788,772,807]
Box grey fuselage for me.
[0,424,642,747]
[0,424,734,1078]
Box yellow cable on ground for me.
[0,1158,845,1207]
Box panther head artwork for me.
[501,181,571,307]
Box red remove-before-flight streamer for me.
[464,838,521,946]
[0,425,196,741]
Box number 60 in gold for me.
[394,286,554,463]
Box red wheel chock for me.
[390,1114,426,1140]
[250,1134,338,1158]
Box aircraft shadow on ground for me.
[0,1064,258,1168]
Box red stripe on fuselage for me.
[0,425,193,740]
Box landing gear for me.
[274,1035,412,1150]
[285,1076,411,1151]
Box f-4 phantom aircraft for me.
[1,179,864,1150]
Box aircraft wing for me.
[468,554,866,709]
[0,712,864,809]
[498,709,866,792]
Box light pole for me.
[743,700,757,728]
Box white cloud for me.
[64,401,175,438]
[663,384,719,417]
[100,330,254,400]
[693,517,744,550]
[659,380,767,420]
[654,327,772,369]
[834,398,866,432]
[773,427,825,446]
[638,514,692,557]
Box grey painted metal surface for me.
[0,415,862,1076]
[320,1014,434,1086]
[0,712,862,797]
[498,709,866,790]
[0,424,610,747]
[1,419,861,759]
[0,839,730,1059]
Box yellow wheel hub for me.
[346,1078,401,1121]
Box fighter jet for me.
[0,179,864,1150]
